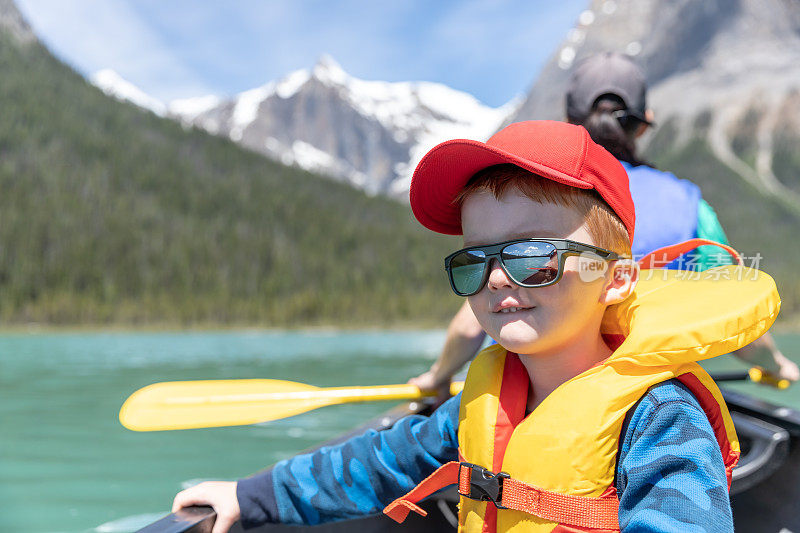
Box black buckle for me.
[459,462,509,509]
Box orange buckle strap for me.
[383,461,460,523]
[385,462,620,529]
[460,463,620,530]
[458,461,510,508]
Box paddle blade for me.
[119,379,326,431]
[749,367,791,390]
[450,381,464,396]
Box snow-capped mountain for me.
[167,56,517,197]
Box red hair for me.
[455,164,631,257]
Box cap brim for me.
[586,87,651,125]
[631,113,654,127]
[410,139,594,235]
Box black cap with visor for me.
[566,52,651,125]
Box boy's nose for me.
[486,259,514,291]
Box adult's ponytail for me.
[576,95,645,167]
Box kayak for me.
[137,388,800,533]
[725,388,800,531]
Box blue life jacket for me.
[623,162,700,268]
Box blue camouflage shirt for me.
[237,379,733,532]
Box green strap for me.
[694,200,732,270]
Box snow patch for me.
[168,94,221,119]
[601,1,617,15]
[232,84,273,130]
[289,141,369,189]
[90,69,166,116]
[626,41,642,56]
[291,140,337,169]
[567,28,586,45]
[395,95,521,193]
[559,46,577,69]
[276,69,311,99]
[264,136,284,153]
[262,136,372,191]
[229,68,310,134]
[313,54,348,86]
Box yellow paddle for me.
[120,379,465,432]
[120,365,791,432]
[748,366,791,390]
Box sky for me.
[15,0,587,108]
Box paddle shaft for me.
[711,367,790,389]
[162,383,464,406]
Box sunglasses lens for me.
[449,249,487,295]
[502,242,558,286]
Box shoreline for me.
[0,321,452,335]
[1,315,800,334]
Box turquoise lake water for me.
[2,331,799,533]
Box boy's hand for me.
[734,333,800,383]
[408,370,451,406]
[172,481,240,533]
[773,351,800,382]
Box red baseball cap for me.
[409,120,635,242]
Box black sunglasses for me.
[444,238,621,297]
[612,109,653,129]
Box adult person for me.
[410,52,798,400]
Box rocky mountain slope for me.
[0,0,34,45]
[508,0,800,314]
[508,0,800,213]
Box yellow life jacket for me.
[385,263,780,532]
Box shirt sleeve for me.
[236,393,461,528]
[616,380,733,532]
[693,199,733,270]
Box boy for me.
[173,121,778,532]
[409,53,797,402]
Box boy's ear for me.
[600,259,639,305]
